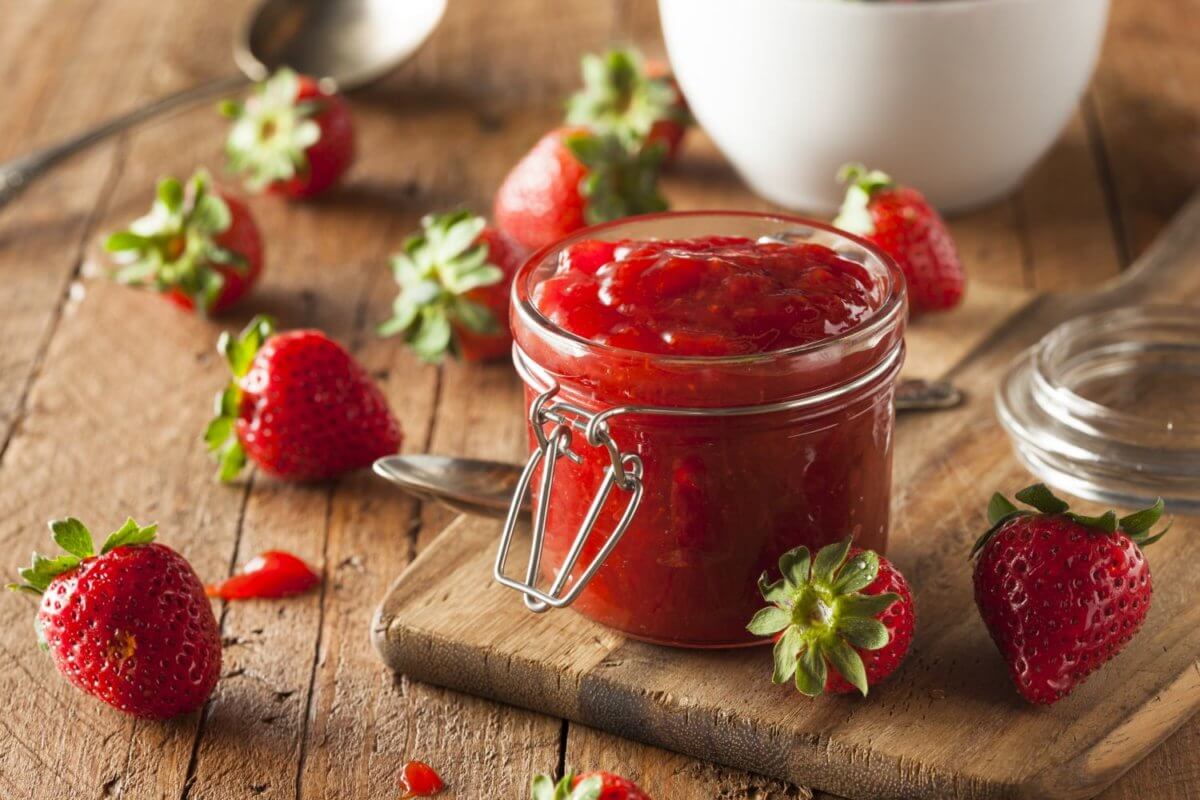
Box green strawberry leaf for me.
[1066,510,1118,533]
[100,518,158,553]
[838,615,891,651]
[825,638,870,696]
[794,643,827,697]
[12,553,79,593]
[772,625,803,684]
[757,572,791,606]
[811,537,851,585]
[50,518,94,559]
[157,176,184,214]
[103,169,240,313]
[1014,483,1069,515]
[222,68,324,192]
[530,774,558,800]
[778,546,810,588]
[1119,498,1165,536]
[987,492,1022,526]
[564,131,667,226]
[565,48,685,150]
[746,606,791,637]
[451,297,501,335]
[207,316,272,482]
[380,210,506,360]
[832,550,879,594]
[839,592,900,619]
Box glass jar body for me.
[522,373,899,646]
[509,212,907,648]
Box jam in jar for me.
[504,212,907,647]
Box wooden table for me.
[0,1,1196,798]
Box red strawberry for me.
[105,170,263,314]
[205,315,403,482]
[749,538,915,696]
[378,211,527,363]
[566,48,692,164]
[221,68,355,199]
[531,771,650,800]
[971,484,1168,705]
[8,518,221,719]
[493,126,667,254]
[833,164,965,313]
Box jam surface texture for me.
[534,235,879,356]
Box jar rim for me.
[511,210,908,368]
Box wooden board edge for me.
[1019,659,1200,800]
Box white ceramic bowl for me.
[658,0,1110,213]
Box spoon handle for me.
[895,378,962,411]
[0,73,246,210]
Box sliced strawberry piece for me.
[206,550,321,600]
[378,211,526,363]
[104,170,263,314]
[221,68,355,199]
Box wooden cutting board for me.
[373,194,1200,800]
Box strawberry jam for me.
[206,551,320,600]
[510,213,907,647]
[534,236,876,356]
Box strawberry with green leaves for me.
[494,126,667,254]
[105,170,263,314]
[532,771,650,800]
[748,538,915,696]
[206,315,402,482]
[566,47,691,164]
[833,164,965,314]
[972,484,1169,704]
[9,518,221,719]
[379,211,527,362]
[221,68,355,199]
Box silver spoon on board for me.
[373,377,963,518]
[0,0,447,209]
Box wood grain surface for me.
[0,0,1197,798]
[374,192,1200,800]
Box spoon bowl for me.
[0,0,447,208]
[238,0,447,89]
[374,455,531,518]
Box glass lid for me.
[996,305,1200,513]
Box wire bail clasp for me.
[493,384,644,613]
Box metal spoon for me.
[0,0,446,208]
[373,377,963,517]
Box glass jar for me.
[496,212,907,647]
[997,305,1200,513]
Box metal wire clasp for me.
[493,384,644,613]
